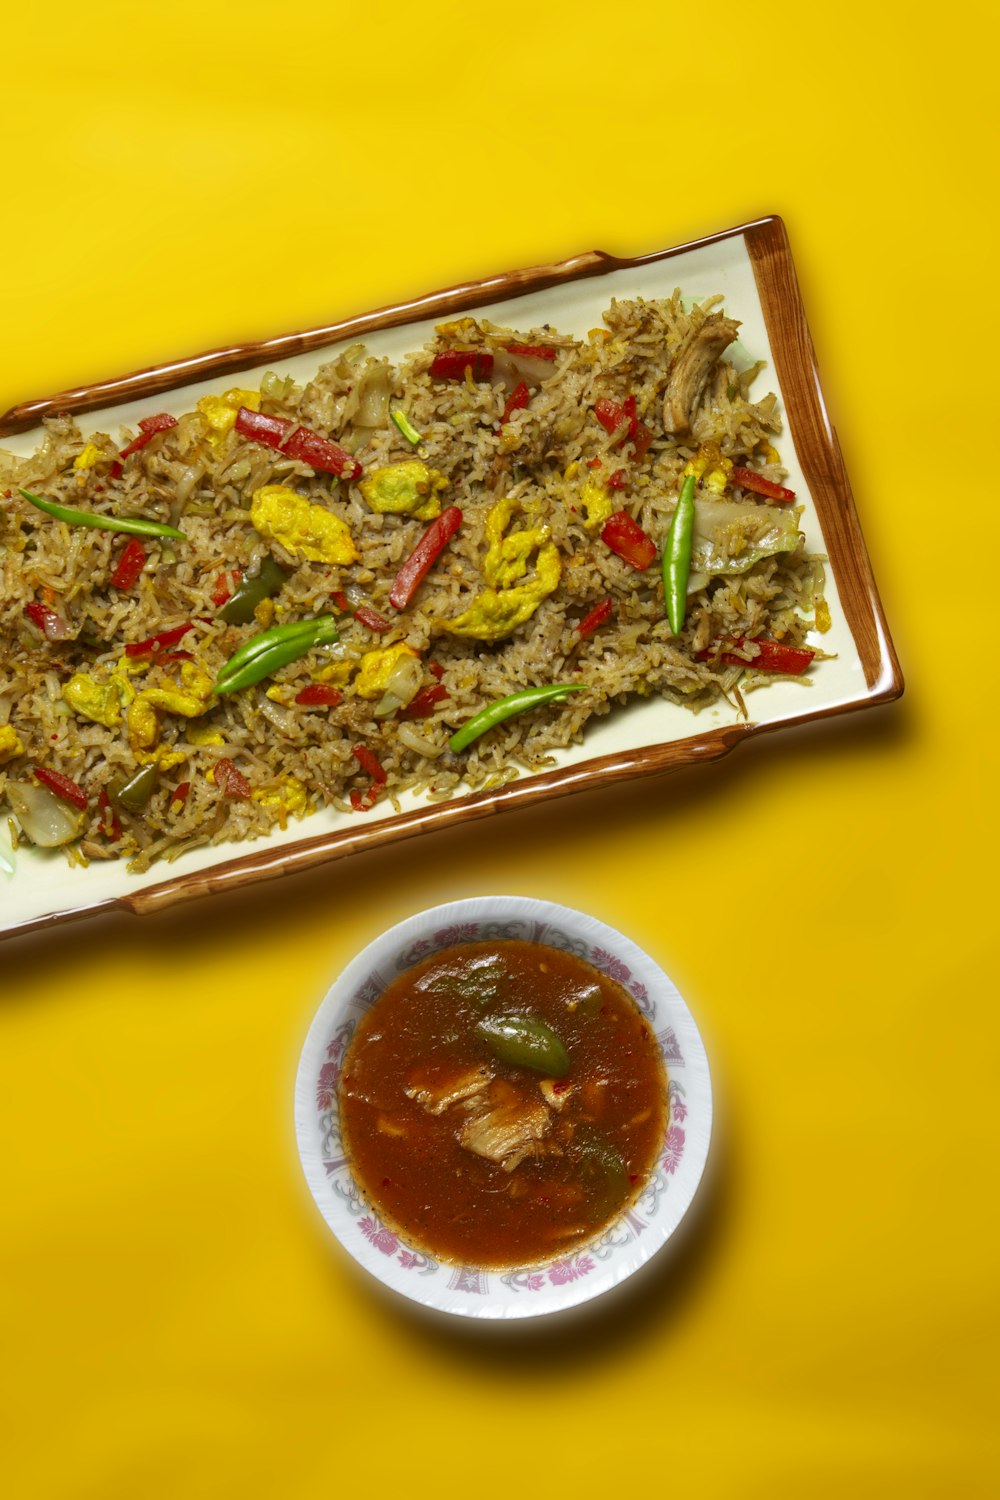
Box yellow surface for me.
[2,3,997,1496]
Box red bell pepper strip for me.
[117,413,179,461]
[233,407,362,481]
[731,466,796,503]
[111,538,147,591]
[33,766,89,810]
[500,381,530,425]
[428,661,445,680]
[98,788,122,839]
[607,469,628,490]
[504,343,557,361]
[349,787,380,812]
[698,637,815,674]
[295,684,343,707]
[24,601,68,640]
[352,745,387,783]
[389,506,463,610]
[213,758,252,800]
[429,350,494,382]
[576,597,614,637]
[399,683,449,719]
[594,395,652,461]
[170,781,191,808]
[125,623,193,658]
[601,511,656,571]
[211,569,239,607]
[354,604,391,634]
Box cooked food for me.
[338,940,668,1267]
[0,293,828,872]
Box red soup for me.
[338,939,668,1268]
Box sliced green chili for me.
[576,1129,630,1218]
[115,764,158,813]
[18,488,186,541]
[218,555,288,624]
[448,683,586,754]
[476,1014,570,1076]
[389,407,424,446]
[214,616,339,694]
[662,474,696,635]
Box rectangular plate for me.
[0,215,902,940]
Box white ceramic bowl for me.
[294,896,712,1320]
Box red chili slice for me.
[388,506,463,610]
[211,569,239,607]
[349,787,380,812]
[576,597,614,637]
[594,395,652,460]
[600,511,656,571]
[429,350,495,382]
[504,343,557,361]
[295,684,343,707]
[697,637,815,674]
[125,623,193,658]
[352,745,387,783]
[170,781,191,806]
[24,601,69,640]
[233,407,362,481]
[399,683,449,719]
[731,465,797,502]
[117,413,178,461]
[353,605,391,634]
[111,538,147,591]
[500,381,530,426]
[213,758,252,800]
[606,469,628,490]
[34,766,89,810]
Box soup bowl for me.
[294,896,712,1320]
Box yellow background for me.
[2,3,997,1495]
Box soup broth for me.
[338,939,668,1268]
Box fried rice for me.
[0,292,828,872]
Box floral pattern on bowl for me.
[294,897,712,1320]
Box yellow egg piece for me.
[0,725,24,763]
[63,670,134,728]
[250,485,359,565]
[353,643,421,700]
[197,388,260,445]
[73,443,105,471]
[438,495,562,642]
[252,775,309,817]
[359,462,448,521]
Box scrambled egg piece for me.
[359,462,448,521]
[63,669,135,728]
[353,643,421,700]
[440,496,562,642]
[311,659,357,687]
[250,485,358,565]
[252,776,309,817]
[684,442,733,495]
[196,387,260,445]
[0,725,24,763]
[73,443,105,471]
[127,662,216,759]
[186,723,224,747]
[579,473,614,533]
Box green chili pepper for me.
[214,616,339,694]
[18,488,186,541]
[218,555,288,625]
[476,1014,570,1076]
[389,407,424,446]
[662,474,696,635]
[115,764,158,813]
[448,683,586,753]
[576,1129,630,1218]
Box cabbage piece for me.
[686,498,802,594]
[5,782,84,847]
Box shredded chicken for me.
[405,1065,492,1115]
[459,1080,557,1172]
[662,313,740,436]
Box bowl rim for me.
[293,895,713,1320]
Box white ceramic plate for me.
[293,896,712,1319]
